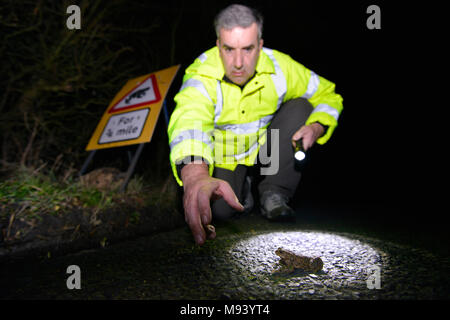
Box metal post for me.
[163,99,169,127]
[127,150,133,164]
[79,150,97,177]
[120,143,145,192]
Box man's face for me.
[217,22,263,86]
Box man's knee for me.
[270,98,313,131]
[211,198,236,220]
[283,97,314,114]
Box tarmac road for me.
[0,204,449,300]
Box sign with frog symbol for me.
[86,65,180,150]
[108,74,160,114]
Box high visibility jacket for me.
[168,47,343,186]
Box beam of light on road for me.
[228,231,385,290]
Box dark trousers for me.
[212,98,313,219]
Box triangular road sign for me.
[108,74,161,113]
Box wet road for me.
[1,205,449,300]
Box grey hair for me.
[214,4,263,39]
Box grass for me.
[0,163,182,256]
[0,166,153,231]
[1,169,105,218]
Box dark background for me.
[1,1,445,237]
[164,1,443,226]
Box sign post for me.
[80,65,180,191]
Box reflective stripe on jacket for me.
[168,46,343,185]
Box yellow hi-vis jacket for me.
[168,47,343,186]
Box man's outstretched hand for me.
[181,161,244,245]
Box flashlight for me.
[294,138,306,161]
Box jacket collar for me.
[256,48,275,74]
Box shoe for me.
[242,176,254,214]
[260,190,296,222]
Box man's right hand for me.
[181,161,244,245]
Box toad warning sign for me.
[108,74,161,114]
[86,65,180,151]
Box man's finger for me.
[190,220,206,245]
[216,181,244,212]
[198,190,213,225]
[292,126,306,143]
[185,205,206,245]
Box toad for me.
[274,247,323,273]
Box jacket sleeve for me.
[168,74,216,186]
[279,52,343,144]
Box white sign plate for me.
[99,109,149,144]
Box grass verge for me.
[0,166,180,249]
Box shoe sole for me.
[260,207,296,223]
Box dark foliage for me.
[0,0,185,178]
